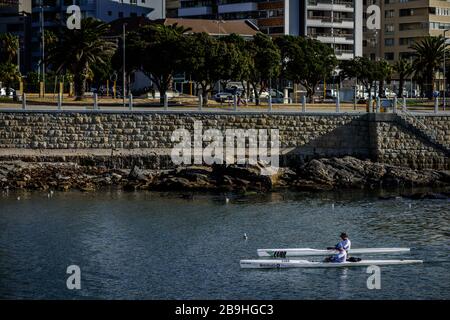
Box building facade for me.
[363,0,450,62]
[177,0,363,60]
[0,0,32,73]
[30,0,165,69]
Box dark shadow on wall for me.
[281,114,374,168]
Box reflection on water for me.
[0,189,449,299]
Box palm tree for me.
[393,59,413,97]
[48,18,117,100]
[410,36,447,99]
[0,33,18,63]
[0,62,20,95]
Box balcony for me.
[307,0,354,13]
[307,17,354,29]
[312,34,354,45]
[334,49,354,60]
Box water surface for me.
[0,190,449,299]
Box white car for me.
[0,87,15,97]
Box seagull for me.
[243,233,248,240]
[17,196,21,201]
[225,197,230,204]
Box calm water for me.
[0,189,449,300]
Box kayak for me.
[240,259,423,269]
[257,247,411,258]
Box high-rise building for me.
[30,0,165,69]
[363,0,450,62]
[177,0,363,60]
[0,0,32,73]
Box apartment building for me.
[0,0,32,73]
[364,0,450,62]
[177,0,363,60]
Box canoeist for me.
[325,232,351,262]
[328,232,351,256]
[324,247,347,263]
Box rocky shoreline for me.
[1,157,449,198]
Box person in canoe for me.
[324,232,352,263]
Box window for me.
[384,52,394,60]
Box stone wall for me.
[0,110,448,169]
[373,116,449,170]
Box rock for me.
[402,192,449,200]
[292,179,333,192]
[128,165,147,181]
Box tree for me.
[0,33,18,63]
[218,34,252,93]
[121,23,190,104]
[393,59,413,97]
[47,18,117,100]
[0,33,19,96]
[276,36,337,102]
[340,57,378,100]
[374,59,392,97]
[410,36,447,99]
[0,63,20,94]
[246,33,281,105]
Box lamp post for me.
[443,29,449,111]
[40,1,45,97]
[215,19,225,94]
[123,23,127,108]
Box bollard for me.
[198,94,203,111]
[335,95,340,113]
[393,97,397,113]
[57,93,62,110]
[164,93,168,111]
[268,95,272,112]
[93,93,98,110]
[302,96,306,113]
[402,97,406,112]
[233,94,237,112]
[129,94,133,111]
[376,97,381,113]
[22,93,26,110]
[368,97,372,113]
[434,96,439,114]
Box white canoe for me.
[257,247,411,258]
[240,259,423,269]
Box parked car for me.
[258,89,284,103]
[214,92,233,103]
[0,87,15,97]
[214,87,243,103]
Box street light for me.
[214,19,225,94]
[443,29,450,111]
[123,23,127,108]
[40,0,45,97]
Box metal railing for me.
[398,108,439,143]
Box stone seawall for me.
[0,111,448,169]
